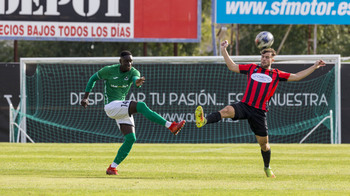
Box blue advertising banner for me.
[216,0,350,24]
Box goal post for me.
[14,55,341,143]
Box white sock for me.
[111,162,118,168]
[165,121,172,128]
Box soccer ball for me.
[255,31,274,49]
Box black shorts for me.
[231,102,268,137]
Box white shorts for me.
[104,100,135,128]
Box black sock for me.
[206,112,222,124]
[261,149,271,168]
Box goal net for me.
[11,55,341,143]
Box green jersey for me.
[97,64,140,104]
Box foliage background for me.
[1,0,350,62]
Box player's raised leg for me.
[196,105,234,128]
[131,101,185,135]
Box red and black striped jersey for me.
[239,64,290,111]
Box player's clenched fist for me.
[81,99,88,108]
[221,40,229,49]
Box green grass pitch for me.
[0,143,349,195]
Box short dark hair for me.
[120,50,132,58]
[260,48,276,57]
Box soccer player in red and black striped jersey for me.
[195,40,326,178]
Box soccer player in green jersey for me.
[81,50,185,175]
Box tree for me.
[0,41,13,62]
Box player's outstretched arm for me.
[81,72,100,109]
[288,59,326,81]
[221,40,239,73]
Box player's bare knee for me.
[219,106,235,118]
[260,143,270,151]
[128,101,138,115]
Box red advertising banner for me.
[0,0,200,42]
[134,0,199,40]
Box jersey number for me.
[121,101,129,107]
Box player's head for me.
[119,50,133,72]
[260,48,276,69]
